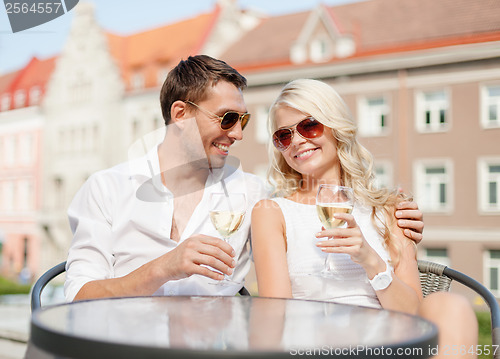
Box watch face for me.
[373,273,392,290]
[379,275,392,288]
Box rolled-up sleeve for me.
[64,173,116,301]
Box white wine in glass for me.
[209,210,245,239]
[209,192,246,285]
[316,184,354,277]
[316,203,353,229]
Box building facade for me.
[0,0,499,307]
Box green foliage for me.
[477,311,493,359]
[0,276,31,295]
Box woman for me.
[251,79,477,358]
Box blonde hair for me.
[267,79,409,264]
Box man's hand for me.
[395,201,424,244]
[160,234,236,281]
[73,234,236,301]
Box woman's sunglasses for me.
[185,101,250,131]
[272,117,324,151]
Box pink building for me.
[0,57,55,281]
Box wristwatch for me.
[369,262,393,291]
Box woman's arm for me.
[374,216,423,313]
[315,211,422,314]
[251,199,292,298]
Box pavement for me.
[0,295,30,359]
[0,287,65,359]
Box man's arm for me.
[395,201,424,243]
[73,235,235,301]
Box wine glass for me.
[209,192,246,284]
[316,184,354,277]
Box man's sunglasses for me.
[184,101,250,131]
[272,117,324,151]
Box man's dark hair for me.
[160,55,247,125]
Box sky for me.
[0,0,361,74]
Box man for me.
[65,55,423,301]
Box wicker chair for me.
[418,260,500,356]
[30,261,251,312]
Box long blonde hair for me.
[268,79,408,264]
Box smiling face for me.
[186,80,247,169]
[274,106,341,182]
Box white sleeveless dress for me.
[270,197,392,309]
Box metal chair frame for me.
[30,261,250,312]
[418,260,500,356]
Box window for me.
[479,158,500,213]
[131,119,141,141]
[481,85,500,128]
[70,75,91,104]
[4,181,15,211]
[374,162,393,189]
[157,68,169,87]
[1,94,10,111]
[485,250,500,296]
[4,136,16,166]
[310,36,331,63]
[17,179,34,211]
[416,90,449,132]
[19,133,34,165]
[53,177,64,209]
[131,73,145,91]
[255,105,270,144]
[14,90,26,108]
[358,96,389,136]
[290,44,307,64]
[414,160,453,213]
[420,248,450,266]
[29,86,41,105]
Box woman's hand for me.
[315,213,386,278]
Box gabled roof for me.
[330,0,500,54]
[0,57,56,111]
[14,57,56,90]
[0,69,22,95]
[223,0,500,73]
[106,11,218,90]
[220,11,309,71]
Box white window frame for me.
[415,89,450,133]
[157,68,168,87]
[414,159,454,213]
[4,136,16,166]
[1,94,10,111]
[290,44,307,64]
[480,84,500,129]
[419,248,450,267]
[4,181,15,212]
[255,105,270,144]
[357,95,390,137]
[14,90,26,108]
[373,161,393,189]
[309,35,331,63]
[131,72,145,91]
[484,250,500,296]
[478,157,500,214]
[19,133,34,165]
[29,86,41,106]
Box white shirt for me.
[64,145,268,301]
